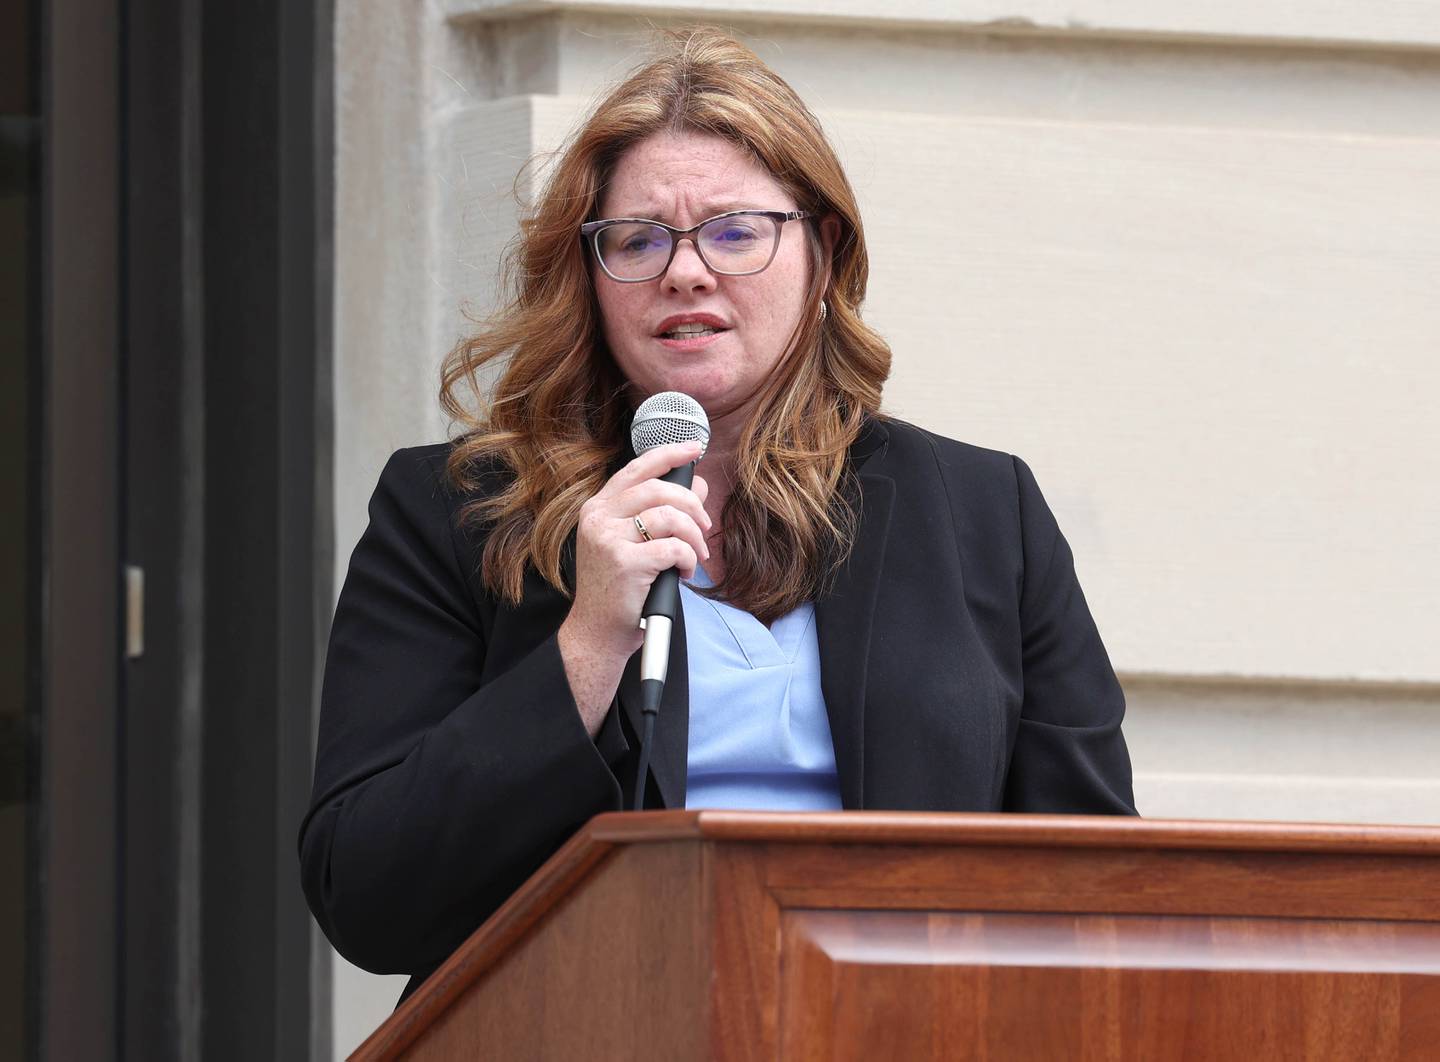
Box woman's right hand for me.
[557,440,711,733]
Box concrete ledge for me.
[1124,676,1440,825]
[1135,771,1440,825]
[443,0,1440,52]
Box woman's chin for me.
[649,374,737,411]
[628,364,759,424]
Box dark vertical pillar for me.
[1,1,40,1059]
[200,5,282,1059]
[279,1,336,1057]
[120,0,206,1057]
[199,1,331,1058]
[41,0,122,1057]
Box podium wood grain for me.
[350,813,1440,1061]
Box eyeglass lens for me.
[595,215,780,280]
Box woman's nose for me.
[662,236,716,292]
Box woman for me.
[300,28,1134,1000]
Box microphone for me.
[629,392,709,808]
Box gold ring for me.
[634,514,653,542]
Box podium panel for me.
[778,911,1440,1060]
[352,812,1440,1061]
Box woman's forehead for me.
[600,130,792,219]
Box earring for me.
[818,299,829,323]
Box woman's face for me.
[592,130,815,426]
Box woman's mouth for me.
[656,325,728,350]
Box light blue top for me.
[680,566,844,810]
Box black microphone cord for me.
[632,712,656,811]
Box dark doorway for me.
[20,1,335,1058]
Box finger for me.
[636,538,699,580]
[613,480,711,532]
[692,474,709,506]
[631,505,710,561]
[597,441,705,499]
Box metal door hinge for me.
[125,565,144,659]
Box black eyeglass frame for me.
[579,209,813,282]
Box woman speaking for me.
[300,27,1135,1000]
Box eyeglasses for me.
[580,209,812,283]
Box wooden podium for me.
[352,812,1440,1060]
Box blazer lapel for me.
[618,605,689,808]
[816,458,894,810]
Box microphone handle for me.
[640,461,695,622]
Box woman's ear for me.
[817,214,841,291]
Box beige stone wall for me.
[331,2,1440,1054]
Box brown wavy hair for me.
[440,26,891,623]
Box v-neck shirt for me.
[679,566,843,810]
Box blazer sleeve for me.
[298,448,622,976]
[1002,456,1137,814]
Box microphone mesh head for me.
[631,392,710,458]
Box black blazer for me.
[299,417,1135,996]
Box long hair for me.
[440,27,891,623]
